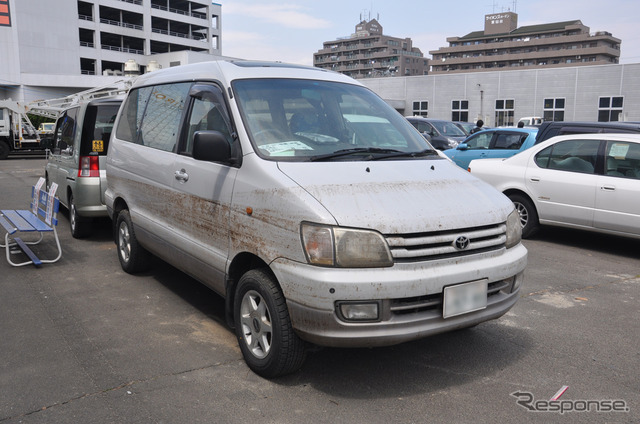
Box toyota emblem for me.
[454,236,470,250]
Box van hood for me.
[277,159,512,234]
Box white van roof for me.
[130,60,361,89]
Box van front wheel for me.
[234,269,306,378]
[116,210,150,273]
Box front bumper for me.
[271,243,527,347]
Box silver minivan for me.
[46,98,122,238]
[105,60,527,378]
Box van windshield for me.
[233,79,436,161]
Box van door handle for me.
[529,177,540,182]
[601,185,616,191]
[174,169,189,183]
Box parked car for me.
[453,121,476,135]
[105,60,527,378]
[535,121,640,145]
[444,128,538,169]
[468,133,640,239]
[517,116,543,127]
[406,117,467,150]
[38,122,55,134]
[45,97,122,238]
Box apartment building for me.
[313,18,427,79]
[0,0,223,101]
[429,12,620,74]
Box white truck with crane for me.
[0,100,54,159]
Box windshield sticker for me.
[259,141,314,156]
[609,143,630,159]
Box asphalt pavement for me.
[0,157,638,423]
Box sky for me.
[219,0,640,66]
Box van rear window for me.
[81,104,121,155]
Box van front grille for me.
[389,280,511,316]
[385,223,506,262]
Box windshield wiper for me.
[369,149,439,161]
[310,147,410,162]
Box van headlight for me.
[301,223,393,268]
[505,209,522,248]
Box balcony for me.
[101,45,144,55]
[100,18,143,31]
[151,3,206,20]
[151,28,206,41]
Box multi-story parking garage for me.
[0,0,224,101]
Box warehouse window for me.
[543,98,565,122]
[598,96,624,122]
[495,99,514,126]
[412,101,428,117]
[451,100,469,122]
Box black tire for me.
[234,269,306,378]
[0,141,10,160]
[508,193,539,238]
[69,193,91,239]
[115,209,150,273]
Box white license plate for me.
[443,280,488,319]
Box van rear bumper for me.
[272,244,527,347]
[70,178,108,218]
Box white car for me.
[469,133,640,239]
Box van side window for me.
[56,107,79,155]
[182,84,233,155]
[116,86,152,143]
[139,83,191,152]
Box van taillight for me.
[79,155,99,177]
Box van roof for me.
[130,60,359,89]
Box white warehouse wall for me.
[362,63,640,124]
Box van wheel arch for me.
[110,198,129,242]
[225,253,270,328]
[115,208,150,273]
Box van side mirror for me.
[457,143,469,151]
[193,130,231,163]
